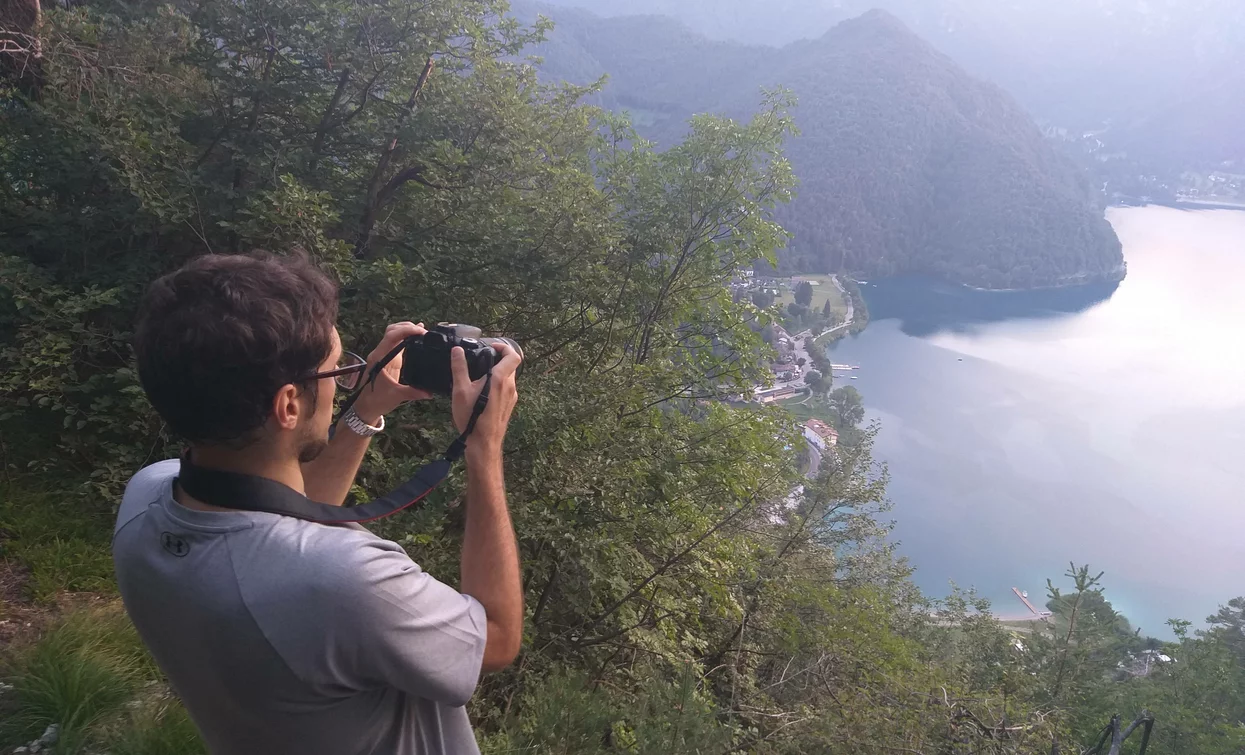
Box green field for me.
[774,275,849,319]
[777,392,838,427]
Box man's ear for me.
[272,383,303,431]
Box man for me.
[113,253,522,754]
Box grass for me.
[774,274,849,320]
[2,606,136,749]
[0,483,116,604]
[0,603,205,754]
[108,701,206,755]
[778,393,840,427]
[0,477,205,754]
[777,392,812,409]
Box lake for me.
[828,205,1245,635]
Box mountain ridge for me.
[529,0,1245,146]
[520,4,1126,289]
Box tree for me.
[752,289,774,309]
[829,386,865,427]
[797,357,806,367]
[1205,597,1245,662]
[794,280,813,306]
[760,323,777,345]
[823,299,833,317]
[806,370,825,393]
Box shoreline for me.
[1112,198,1245,212]
[896,266,1126,295]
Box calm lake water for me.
[829,206,1245,635]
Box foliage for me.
[840,276,870,335]
[479,667,736,754]
[793,280,813,307]
[520,4,1126,289]
[804,370,824,393]
[803,335,835,390]
[827,386,865,428]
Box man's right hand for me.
[450,343,520,454]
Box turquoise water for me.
[829,206,1245,635]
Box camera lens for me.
[483,337,523,361]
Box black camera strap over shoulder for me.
[177,370,492,525]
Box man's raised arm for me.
[451,344,523,672]
[302,322,431,504]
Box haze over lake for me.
[830,205,1245,634]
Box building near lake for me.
[755,386,803,404]
[803,419,838,452]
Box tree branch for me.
[308,65,352,174]
[354,56,434,258]
[231,33,277,192]
[578,475,779,636]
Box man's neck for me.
[176,444,305,512]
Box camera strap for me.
[332,339,408,424]
[177,371,493,525]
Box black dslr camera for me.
[399,323,521,396]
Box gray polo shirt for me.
[113,460,486,755]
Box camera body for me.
[399,323,520,396]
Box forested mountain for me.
[537,0,1245,166]
[520,5,1125,289]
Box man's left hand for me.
[352,322,435,424]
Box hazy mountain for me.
[1114,72,1245,173]
[535,0,1245,167]
[520,4,1125,289]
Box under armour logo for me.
[161,532,190,557]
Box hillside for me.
[522,5,1125,289]
[1115,71,1245,172]
[534,0,1245,140]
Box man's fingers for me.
[492,342,523,378]
[450,346,471,391]
[400,385,434,402]
[369,321,425,362]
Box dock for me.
[1011,587,1053,620]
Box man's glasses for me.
[302,351,368,391]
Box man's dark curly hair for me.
[134,252,339,444]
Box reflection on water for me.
[864,277,1120,337]
[830,206,1245,635]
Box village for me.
[726,271,864,475]
[729,271,858,403]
